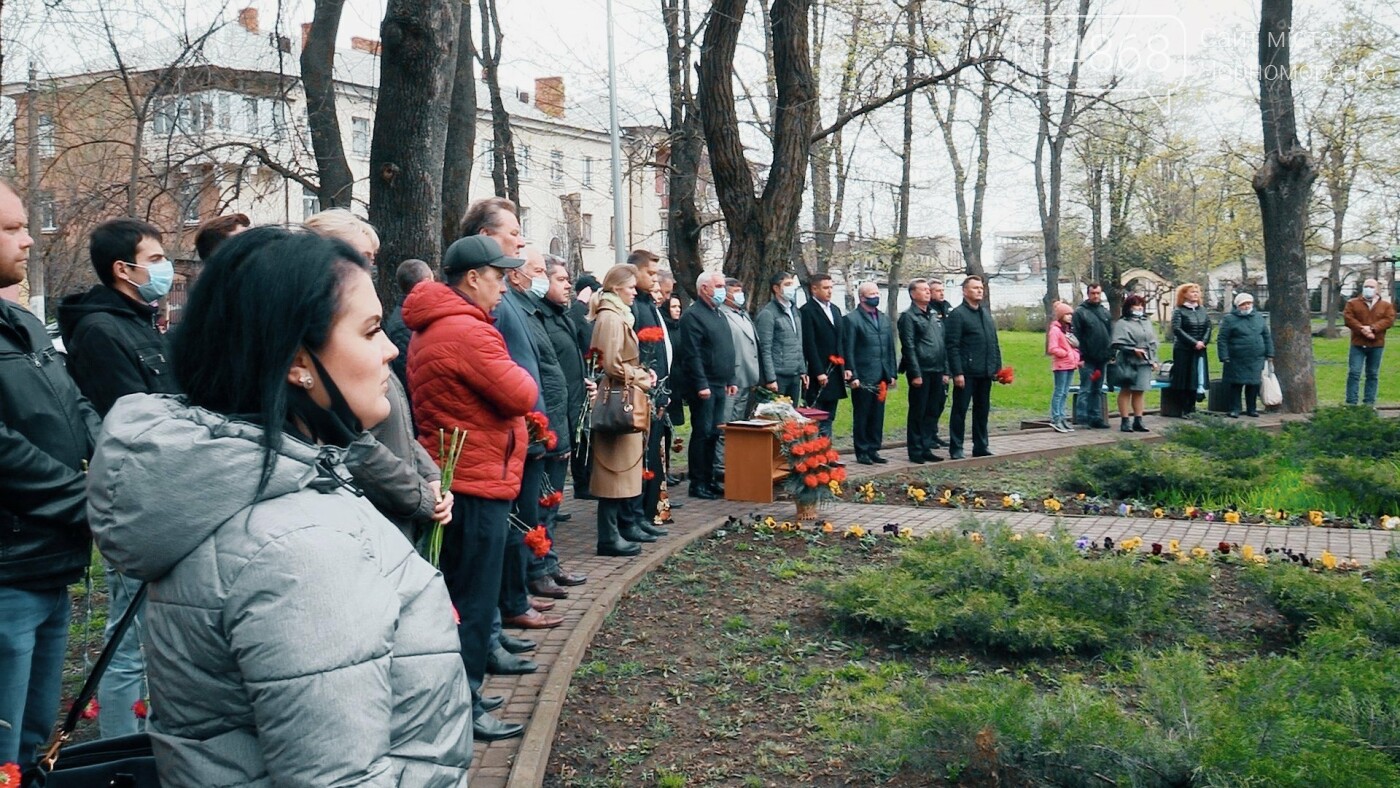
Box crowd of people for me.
[0,177,1393,782]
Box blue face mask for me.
[732,291,746,307]
[710,287,726,307]
[529,276,549,298]
[863,296,880,309]
[781,284,799,302]
[127,260,174,301]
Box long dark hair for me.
[171,226,368,488]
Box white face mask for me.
[781,284,799,302]
[1363,286,1377,299]
[1238,306,1253,315]
[1131,309,1144,318]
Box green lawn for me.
[825,331,1399,442]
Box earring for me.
[300,375,314,389]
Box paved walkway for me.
[470,409,1400,787]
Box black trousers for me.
[776,374,803,403]
[851,385,886,458]
[906,373,942,459]
[501,456,542,616]
[441,495,510,712]
[1227,383,1260,414]
[571,430,594,499]
[687,392,727,488]
[929,375,947,443]
[641,424,666,519]
[811,397,839,438]
[530,455,567,580]
[949,376,993,455]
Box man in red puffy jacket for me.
[403,234,538,742]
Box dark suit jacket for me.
[844,306,898,386]
[945,302,1003,379]
[674,300,736,400]
[800,298,847,402]
[633,291,672,409]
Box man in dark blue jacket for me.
[0,182,102,772]
[844,281,897,464]
[674,270,736,499]
[944,275,1003,459]
[57,216,181,739]
[386,258,433,393]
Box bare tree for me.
[1253,0,1318,412]
[368,0,458,308]
[662,0,708,294]
[441,0,477,248]
[886,0,917,328]
[303,0,355,208]
[478,0,519,206]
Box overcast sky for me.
[4,0,1379,247]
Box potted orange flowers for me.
[778,418,845,521]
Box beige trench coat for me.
[589,296,652,499]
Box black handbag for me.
[28,583,160,787]
[590,380,650,435]
[1107,352,1138,390]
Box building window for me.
[519,144,531,179]
[37,113,55,157]
[351,117,371,157]
[180,177,202,225]
[582,156,593,188]
[480,137,494,175]
[217,92,233,130]
[581,213,593,245]
[550,149,563,183]
[519,206,531,238]
[38,195,57,231]
[243,96,260,135]
[302,186,320,221]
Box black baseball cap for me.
[442,235,524,276]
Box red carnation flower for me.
[994,366,1015,385]
[818,471,830,484]
[642,469,655,481]
[792,444,806,456]
[524,525,553,558]
[877,381,889,403]
[81,699,99,720]
[133,699,148,720]
[803,474,819,488]
[637,326,666,343]
[546,430,559,451]
[1,762,21,786]
[803,422,818,436]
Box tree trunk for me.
[1253,0,1318,412]
[478,0,518,206]
[806,1,861,279]
[888,1,916,331]
[369,0,458,309]
[441,0,476,248]
[663,0,705,296]
[698,0,816,304]
[303,0,356,208]
[1320,141,1349,338]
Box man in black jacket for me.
[57,217,181,738]
[927,280,952,446]
[541,258,590,526]
[1071,283,1113,428]
[0,183,103,772]
[799,273,847,438]
[898,279,947,464]
[675,270,736,499]
[386,258,432,392]
[944,275,1002,459]
[628,249,678,530]
[844,281,898,464]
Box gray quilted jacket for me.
[754,298,805,382]
[88,394,472,787]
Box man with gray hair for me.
[674,270,736,499]
[718,277,760,471]
[1343,277,1395,406]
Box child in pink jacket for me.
[1047,301,1081,432]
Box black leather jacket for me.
[897,304,947,378]
[0,299,101,588]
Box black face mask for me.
[286,351,363,448]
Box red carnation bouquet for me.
[994,366,1015,385]
[777,419,844,505]
[525,411,559,451]
[636,326,666,343]
[877,380,889,403]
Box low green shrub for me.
[1058,441,1246,500]
[1166,418,1278,461]
[827,524,1213,654]
[1309,455,1400,516]
[992,305,1049,333]
[1284,405,1400,461]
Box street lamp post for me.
[606,0,626,265]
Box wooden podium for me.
[720,420,786,503]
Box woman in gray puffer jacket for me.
[88,228,472,787]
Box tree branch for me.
[811,55,1002,143]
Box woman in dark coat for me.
[1167,282,1212,417]
[1217,292,1274,417]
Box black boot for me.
[638,521,669,537]
[597,499,641,556]
[1132,416,1150,432]
[1120,417,1132,433]
[619,525,658,543]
